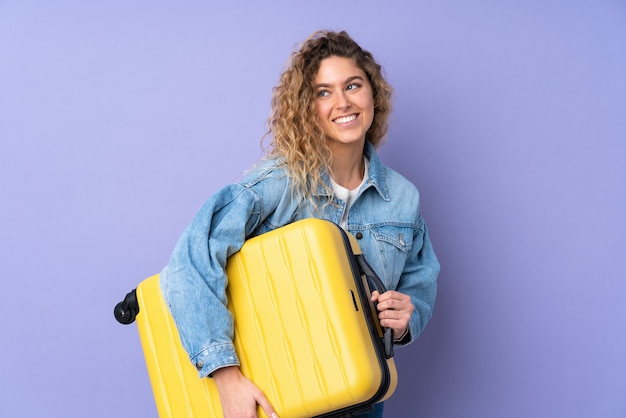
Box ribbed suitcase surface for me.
[135,218,397,417]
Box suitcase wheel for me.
[114,289,139,324]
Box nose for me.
[335,91,352,110]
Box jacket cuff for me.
[190,342,240,378]
[393,327,412,345]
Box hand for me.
[212,366,278,418]
[370,290,414,340]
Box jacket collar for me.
[363,141,390,201]
[317,141,390,201]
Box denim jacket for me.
[160,141,440,378]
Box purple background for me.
[1,1,625,417]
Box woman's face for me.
[313,56,375,148]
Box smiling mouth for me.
[333,114,358,124]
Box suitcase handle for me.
[354,255,394,359]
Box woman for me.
[161,30,440,418]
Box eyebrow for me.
[315,75,365,89]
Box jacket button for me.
[355,232,363,239]
[196,361,204,370]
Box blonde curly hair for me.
[263,30,394,207]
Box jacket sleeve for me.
[394,215,440,346]
[160,182,264,378]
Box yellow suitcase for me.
[115,218,398,417]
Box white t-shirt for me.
[329,157,369,229]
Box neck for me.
[329,143,365,189]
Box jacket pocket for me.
[370,225,415,288]
[371,225,414,252]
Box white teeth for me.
[334,114,357,124]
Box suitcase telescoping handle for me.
[354,254,394,359]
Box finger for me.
[379,306,410,320]
[379,307,411,326]
[379,316,410,335]
[254,390,279,418]
[376,292,412,311]
[370,290,380,302]
[377,297,405,312]
[376,290,406,302]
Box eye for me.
[317,89,330,98]
[346,83,361,91]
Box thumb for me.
[370,290,380,302]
